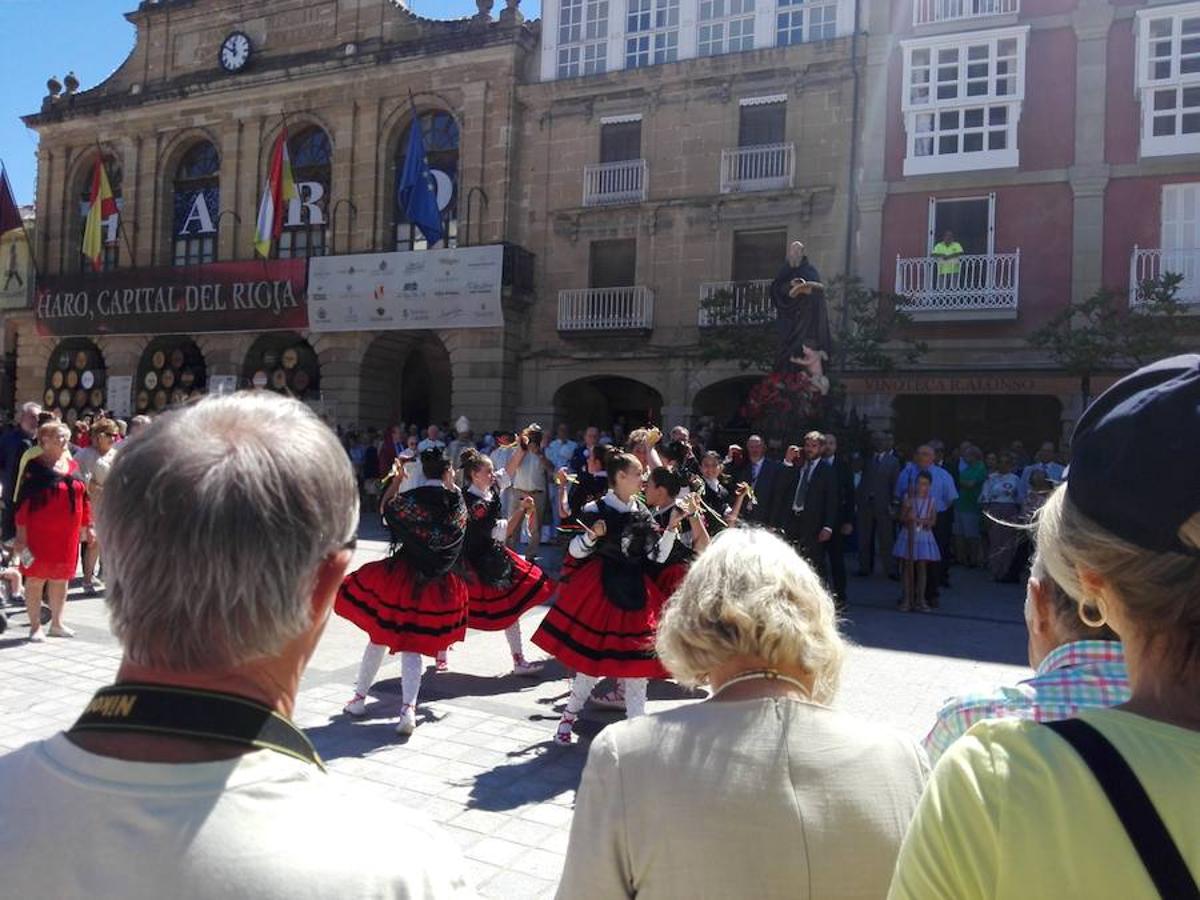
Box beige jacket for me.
[557,698,930,900]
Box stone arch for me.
[379,98,463,251]
[160,130,222,266]
[242,331,321,400]
[552,376,664,435]
[64,142,125,272]
[359,331,452,431]
[43,337,107,424]
[133,335,208,414]
[690,375,760,447]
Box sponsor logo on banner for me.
[34,259,308,337]
[308,245,504,333]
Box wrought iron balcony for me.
[1129,246,1200,307]
[894,250,1020,319]
[582,159,648,207]
[558,286,654,331]
[719,143,795,194]
[913,0,1019,27]
[698,280,776,326]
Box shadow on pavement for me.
[466,744,588,812]
[837,564,1028,666]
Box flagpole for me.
[0,160,42,283]
[92,140,136,269]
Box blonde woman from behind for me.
[557,526,929,900]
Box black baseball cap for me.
[1067,354,1200,556]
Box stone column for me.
[1068,5,1115,303]
[855,32,892,288]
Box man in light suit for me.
[773,432,839,576]
[857,431,901,578]
[733,434,785,526]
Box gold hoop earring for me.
[1078,604,1107,629]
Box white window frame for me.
[927,193,996,255]
[901,25,1028,176]
[698,0,756,57]
[626,0,680,68]
[1136,2,1200,158]
[775,0,838,47]
[557,0,609,78]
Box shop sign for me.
[859,375,1042,395]
[307,244,503,333]
[34,259,308,337]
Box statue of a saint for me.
[769,241,831,394]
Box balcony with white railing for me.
[558,286,655,332]
[913,0,1019,27]
[698,280,777,326]
[1129,246,1200,307]
[894,250,1020,320]
[720,143,795,194]
[582,159,648,207]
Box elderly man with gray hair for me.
[0,394,470,899]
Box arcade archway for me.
[691,375,759,447]
[359,331,452,429]
[552,376,663,434]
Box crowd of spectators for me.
[0,355,1195,898]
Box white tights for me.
[352,643,425,709]
[563,674,648,718]
[504,622,524,658]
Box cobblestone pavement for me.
[0,521,1030,898]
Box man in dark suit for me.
[821,433,855,607]
[733,434,784,526]
[773,431,838,576]
[856,431,901,578]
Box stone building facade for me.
[510,36,859,432]
[19,0,537,431]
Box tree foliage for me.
[1029,273,1187,403]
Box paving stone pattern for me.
[0,528,1029,898]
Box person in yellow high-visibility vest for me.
[931,230,964,289]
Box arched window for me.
[77,156,122,273]
[395,111,459,251]
[278,128,330,260]
[172,142,220,266]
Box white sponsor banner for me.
[307,245,504,332]
[106,376,133,419]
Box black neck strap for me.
[69,683,325,772]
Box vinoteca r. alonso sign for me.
[34,260,308,337]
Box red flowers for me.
[740,372,822,423]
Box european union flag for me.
[398,118,444,246]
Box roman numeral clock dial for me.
[219,32,252,73]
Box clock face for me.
[219,31,251,73]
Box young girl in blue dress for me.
[894,471,939,612]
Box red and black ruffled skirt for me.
[464,547,556,631]
[334,557,469,656]
[531,556,669,679]
[652,562,690,600]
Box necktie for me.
[793,462,813,512]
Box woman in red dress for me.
[13,421,93,641]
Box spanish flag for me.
[81,155,118,272]
[254,128,298,258]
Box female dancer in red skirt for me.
[459,449,555,674]
[337,448,467,736]
[532,449,687,745]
